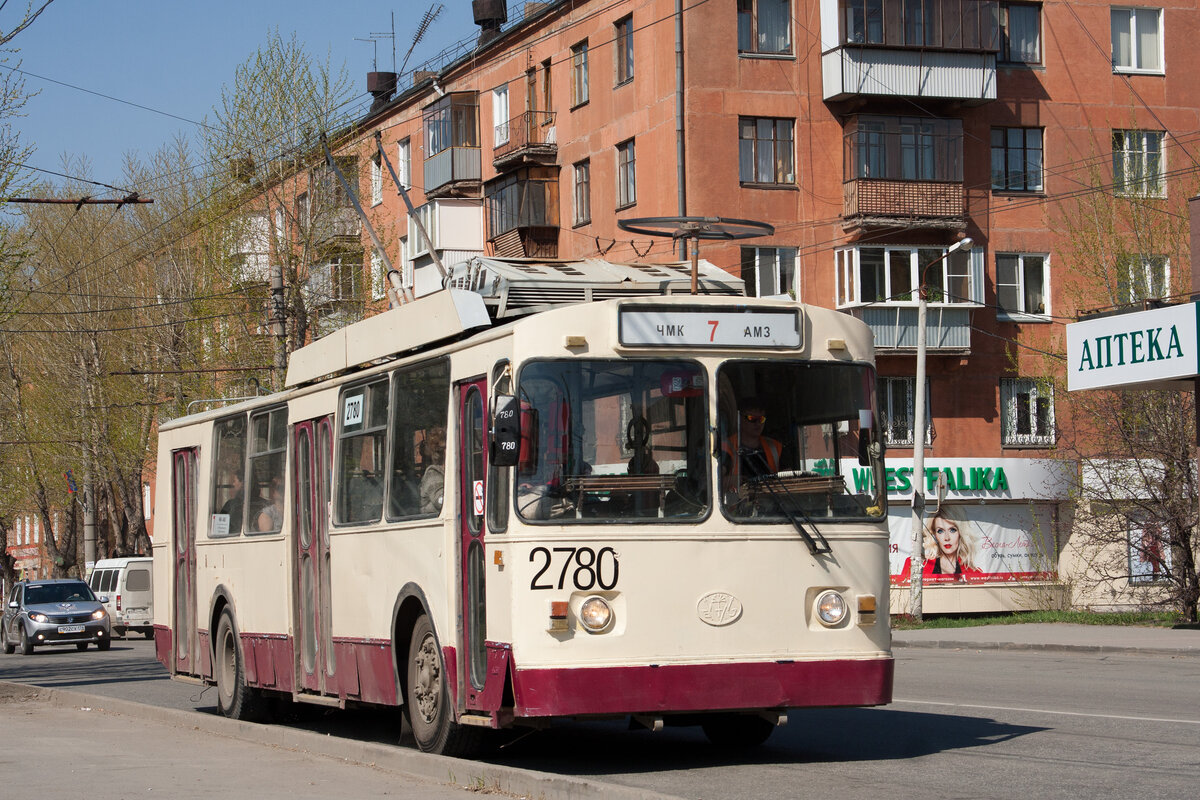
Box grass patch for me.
[890,609,1185,630]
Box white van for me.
[87,557,154,639]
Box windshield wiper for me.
[740,456,832,555]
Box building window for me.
[878,376,931,447]
[615,15,634,86]
[846,115,962,182]
[492,85,509,146]
[999,3,1040,63]
[540,57,552,110]
[739,117,795,185]
[996,253,1048,318]
[573,159,591,226]
[740,246,796,297]
[1113,130,1165,197]
[617,139,636,208]
[835,244,979,306]
[841,0,1000,50]
[571,41,589,107]
[991,127,1043,191]
[1128,514,1172,584]
[370,152,382,206]
[738,0,792,55]
[397,139,411,190]
[1000,377,1054,447]
[1117,254,1169,305]
[1111,7,1163,73]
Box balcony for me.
[308,206,361,247]
[822,47,996,103]
[843,178,965,231]
[424,146,482,198]
[849,305,972,353]
[494,111,558,171]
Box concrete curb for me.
[0,681,685,800]
[892,639,1200,658]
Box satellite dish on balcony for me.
[617,216,775,295]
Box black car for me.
[2,579,112,654]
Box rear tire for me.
[2,626,14,654]
[405,614,482,757]
[144,629,155,640]
[215,609,265,721]
[701,714,776,748]
[76,642,88,651]
[19,627,34,655]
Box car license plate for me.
[58,624,85,634]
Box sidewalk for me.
[0,682,682,800]
[892,622,1200,657]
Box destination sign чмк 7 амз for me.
[618,307,802,348]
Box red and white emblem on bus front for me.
[697,592,743,626]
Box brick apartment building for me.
[233,0,1197,613]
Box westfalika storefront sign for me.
[846,458,1073,500]
[1066,302,1200,391]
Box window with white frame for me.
[996,253,1048,318]
[878,376,931,447]
[492,85,509,147]
[1128,514,1172,583]
[1112,130,1165,197]
[397,139,411,190]
[615,15,634,85]
[738,0,792,55]
[835,244,980,307]
[1117,254,1169,304]
[571,41,589,107]
[616,139,636,208]
[1000,377,1054,447]
[370,152,382,206]
[740,246,796,297]
[573,159,591,226]
[739,117,795,185]
[1111,7,1163,73]
[999,2,1041,64]
[991,127,1043,192]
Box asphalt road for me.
[3,638,1199,800]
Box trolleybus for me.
[153,256,893,755]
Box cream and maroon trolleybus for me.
[153,256,892,756]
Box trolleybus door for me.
[171,448,198,675]
[456,379,494,711]
[292,416,335,695]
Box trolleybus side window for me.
[516,359,709,523]
[717,361,885,521]
[336,378,389,525]
[247,407,287,533]
[211,414,247,537]
[387,359,451,519]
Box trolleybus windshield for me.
[516,359,709,522]
[718,361,884,522]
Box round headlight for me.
[815,591,847,627]
[579,596,613,633]
[91,609,106,620]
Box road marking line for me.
[893,698,1200,726]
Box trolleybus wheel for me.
[215,609,264,721]
[405,614,482,757]
[19,627,34,655]
[701,713,775,748]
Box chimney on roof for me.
[473,0,508,46]
[367,71,398,113]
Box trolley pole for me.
[910,236,972,621]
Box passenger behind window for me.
[419,427,447,513]
[255,476,285,532]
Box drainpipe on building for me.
[675,0,687,260]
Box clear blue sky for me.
[8,0,483,193]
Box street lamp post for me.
[909,236,973,621]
